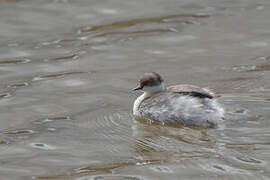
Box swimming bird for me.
[132,72,224,127]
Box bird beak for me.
[132,85,143,91]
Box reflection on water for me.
[0,0,270,179]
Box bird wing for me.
[167,84,214,99]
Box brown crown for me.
[139,72,163,87]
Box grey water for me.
[0,0,270,179]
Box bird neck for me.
[133,82,166,115]
[145,82,166,96]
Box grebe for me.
[132,72,224,127]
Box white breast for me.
[133,83,166,116]
[133,93,148,116]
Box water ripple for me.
[235,156,263,165]
[48,53,79,62]
[0,92,12,99]
[92,175,143,180]
[0,58,31,65]
[32,72,85,81]
[30,143,56,150]
[35,160,159,179]
[80,13,209,33]
[3,129,34,135]
[8,82,29,88]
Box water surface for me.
[0,0,270,179]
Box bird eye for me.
[144,81,150,86]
